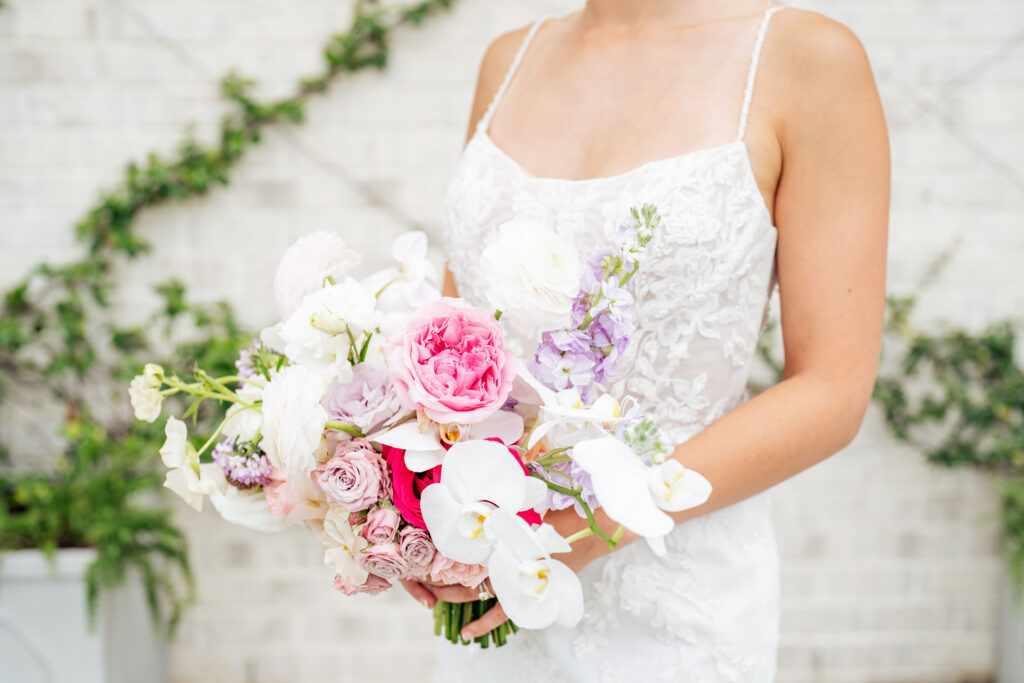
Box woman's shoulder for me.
[768,7,874,84]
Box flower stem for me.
[539,479,616,548]
[565,527,594,544]
[324,420,365,437]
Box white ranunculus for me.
[209,486,289,533]
[318,504,369,584]
[159,417,226,512]
[129,374,163,423]
[222,382,264,443]
[483,509,583,630]
[480,219,583,332]
[273,231,362,321]
[277,278,382,385]
[260,366,328,490]
[419,439,547,564]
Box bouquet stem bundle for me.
[434,599,518,648]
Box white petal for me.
[441,440,528,512]
[482,508,543,561]
[487,548,559,630]
[210,487,290,533]
[472,410,525,445]
[547,560,584,628]
[391,230,427,266]
[648,460,713,512]
[523,476,548,511]
[514,366,558,407]
[645,534,667,556]
[369,421,441,451]
[420,484,492,565]
[404,448,446,472]
[164,468,203,512]
[533,523,571,555]
[571,437,674,538]
[526,417,563,450]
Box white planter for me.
[0,548,165,683]
[1000,577,1024,682]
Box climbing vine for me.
[0,0,456,634]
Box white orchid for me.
[517,368,631,450]
[260,365,328,502]
[277,277,382,385]
[209,486,290,533]
[370,409,525,472]
[365,231,440,314]
[648,459,713,513]
[483,509,583,630]
[317,504,369,584]
[420,439,547,564]
[159,416,226,511]
[480,219,583,333]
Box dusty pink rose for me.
[398,526,436,570]
[333,572,391,596]
[362,508,401,544]
[357,542,411,581]
[314,438,390,511]
[387,297,516,424]
[429,553,488,588]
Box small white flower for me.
[277,278,382,385]
[159,417,226,512]
[483,509,583,630]
[480,219,583,333]
[142,363,164,385]
[317,504,369,584]
[274,231,362,321]
[129,374,163,423]
[419,440,546,564]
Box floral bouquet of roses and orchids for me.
[129,204,712,648]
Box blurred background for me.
[1,0,1022,682]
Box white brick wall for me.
[1,0,1021,681]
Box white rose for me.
[277,278,382,385]
[480,219,583,333]
[129,374,163,423]
[260,365,328,487]
[274,231,362,321]
[209,487,289,533]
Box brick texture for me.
[1,0,1021,681]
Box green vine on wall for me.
[0,0,456,634]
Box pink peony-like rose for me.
[333,572,391,596]
[429,552,488,588]
[362,508,401,545]
[398,526,436,570]
[387,297,516,425]
[314,438,390,512]
[384,445,440,529]
[357,543,411,581]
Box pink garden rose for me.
[333,572,391,596]
[314,438,390,512]
[362,508,401,545]
[357,543,411,582]
[384,444,440,530]
[398,526,436,570]
[387,297,516,425]
[430,553,488,588]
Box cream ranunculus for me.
[221,381,264,443]
[480,219,583,333]
[129,374,163,423]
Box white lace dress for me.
[439,6,787,682]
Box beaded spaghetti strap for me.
[476,15,550,134]
[736,4,786,141]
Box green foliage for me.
[0,0,457,634]
[0,415,193,634]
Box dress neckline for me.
[471,126,778,231]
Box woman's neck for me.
[580,0,769,30]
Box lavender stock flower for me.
[212,439,274,489]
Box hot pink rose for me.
[387,297,516,424]
[357,542,411,581]
[384,444,440,529]
[333,572,391,596]
[429,553,488,588]
[398,526,436,570]
[314,438,390,512]
[362,508,401,544]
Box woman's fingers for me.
[428,583,479,603]
[461,602,508,640]
[399,578,437,609]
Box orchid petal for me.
[472,410,525,445]
[547,560,584,627]
[645,534,667,557]
[523,476,548,511]
[404,448,446,472]
[369,421,441,451]
[421,483,494,565]
[487,548,560,630]
[441,440,528,512]
[571,437,674,538]
[648,460,713,512]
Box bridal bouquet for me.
[128,205,712,648]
